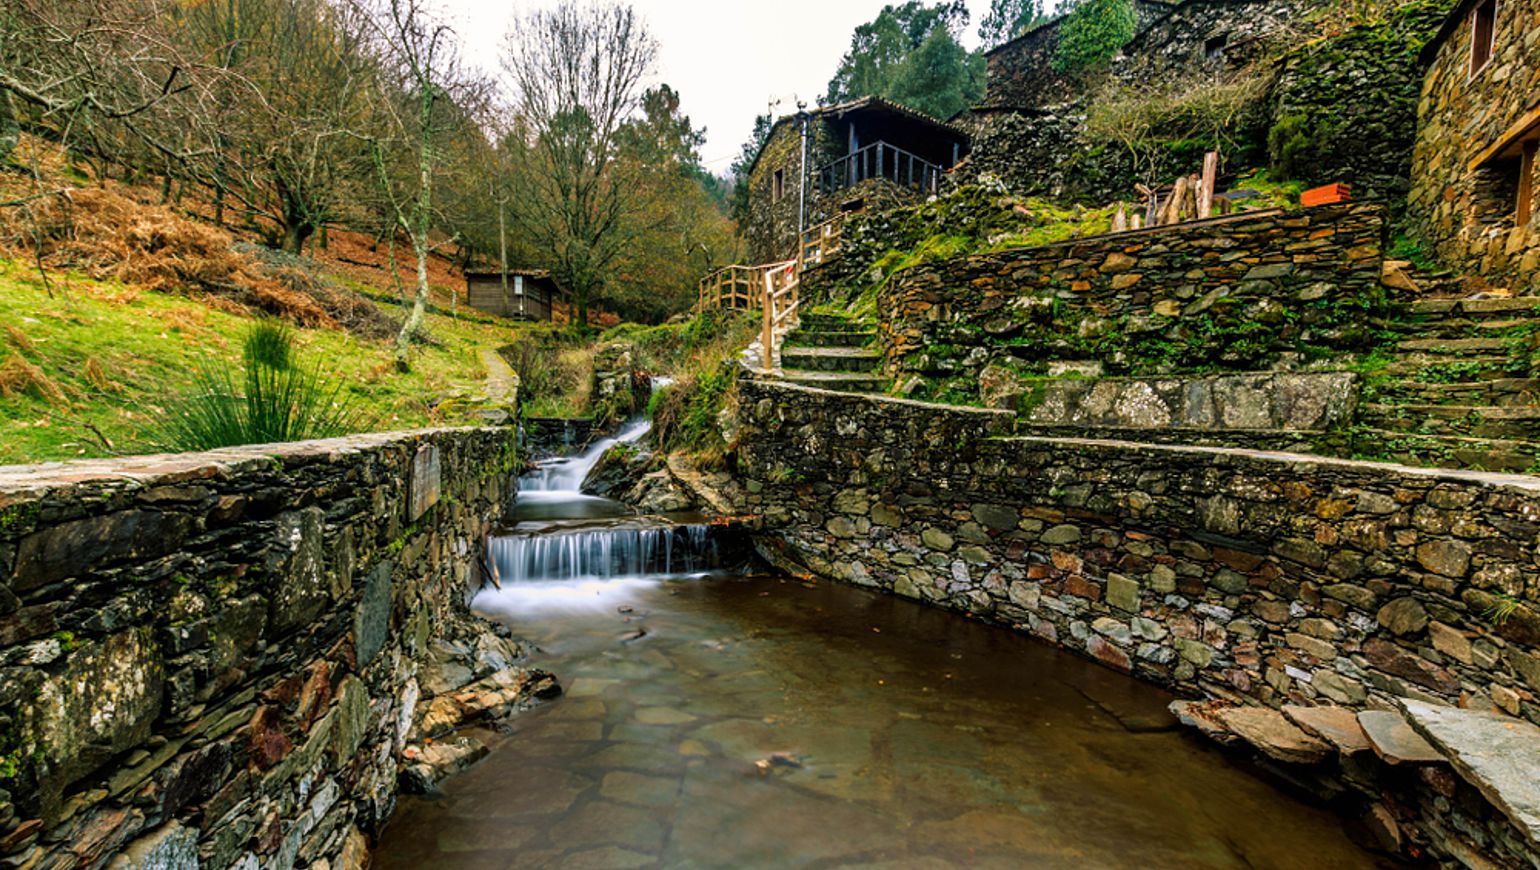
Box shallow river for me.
[376,442,1393,869]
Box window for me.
[513,275,525,296]
[1470,0,1497,75]
[1204,34,1228,61]
[1520,140,1537,225]
[772,169,785,203]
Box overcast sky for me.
[449,0,1003,173]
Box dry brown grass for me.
[81,356,124,393]
[0,354,66,402]
[4,325,36,354]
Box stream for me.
[375,427,1393,869]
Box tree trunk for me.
[0,91,19,165]
[282,221,314,255]
[394,141,435,372]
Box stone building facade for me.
[1409,0,1540,291]
[744,98,969,264]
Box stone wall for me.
[734,377,1540,866]
[0,428,522,869]
[877,204,1387,403]
[1268,0,1455,211]
[746,119,808,265]
[1409,0,1540,291]
[1011,371,1358,431]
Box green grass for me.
[0,259,526,464]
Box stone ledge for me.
[0,427,502,495]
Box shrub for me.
[157,321,364,450]
[1052,0,1137,73]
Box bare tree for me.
[362,0,483,369]
[174,0,378,251]
[502,1,657,331]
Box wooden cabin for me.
[464,269,559,321]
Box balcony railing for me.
[817,141,943,196]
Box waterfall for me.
[521,417,652,493]
[488,522,721,584]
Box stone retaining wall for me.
[0,428,519,869]
[877,204,1387,403]
[735,377,1540,863]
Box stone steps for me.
[779,345,883,373]
[780,369,889,393]
[1380,318,1537,338]
[1395,337,1517,354]
[1380,355,1520,379]
[1372,378,1540,407]
[785,329,876,348]
[1393,297,1540,317]
[1350,428,1540,472]
[1359,403,1540,440]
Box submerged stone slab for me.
[1358,710,1444,765]
[1215,707,1333,764]
[1401,700,1540,847]
[1283,705,1372,755]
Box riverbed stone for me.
[1402,700,1540,846]
[1216,707,1333,764]
[1358,711,1444,765]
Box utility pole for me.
[796,100,810,258]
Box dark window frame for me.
[772,169,785,203]
[1469,0,1498,77]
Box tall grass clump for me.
[158,320,364,450]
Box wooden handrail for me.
[760,260,799,370]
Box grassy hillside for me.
[0,260,522,465]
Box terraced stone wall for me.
[0,429,518,869]
[877,203,1386,402]
[736,377,1540,863]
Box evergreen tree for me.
[979,0,1048,49]
[728,113,772,226]
[825,2,984,119]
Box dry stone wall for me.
[878,204,1386,401]
[0,428,522,870]
[735,377,1540,865]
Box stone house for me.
[744,97,970,264]
[956,0,1330,199]
[1409,0,1540,290]
[464,268,559,321]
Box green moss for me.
[0,500,40,535]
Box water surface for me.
[379,569,1392,869]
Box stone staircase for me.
[1356,297,1540,472]
[777,312,888,394]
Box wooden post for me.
[1198,151,1219,220]
[1111,204,1128,234]
[762,269,776,370]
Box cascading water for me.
[489,522,718,584]
[485,383,731,614]
[520,417,653,493]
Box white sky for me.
[448,0,1001,174]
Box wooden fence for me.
[799,216,845,269]
[696,264,769,312]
